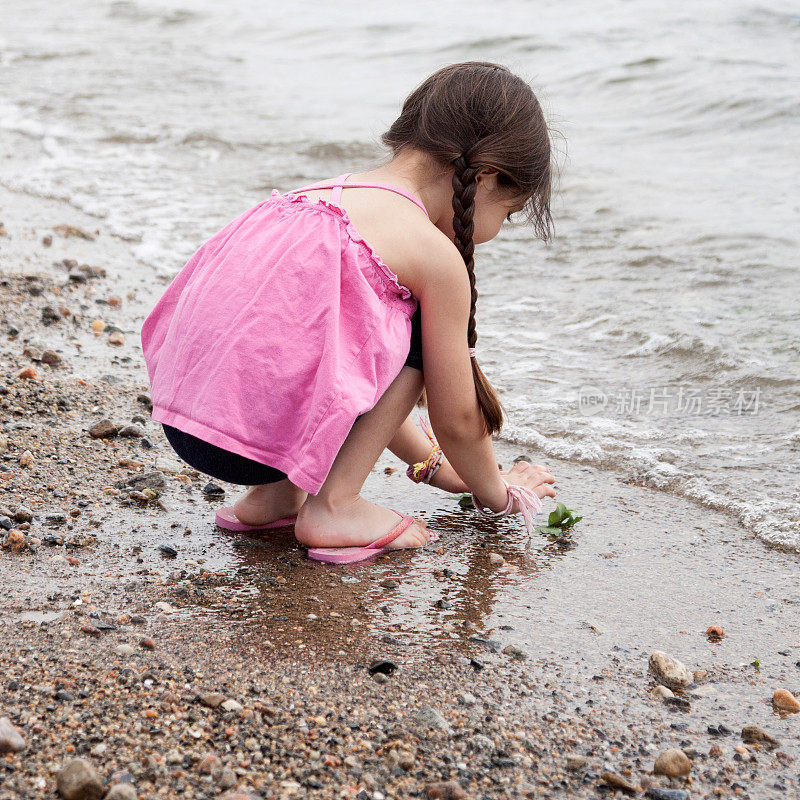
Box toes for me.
[393,520,430,549]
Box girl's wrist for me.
[473,479,510,514]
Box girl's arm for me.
[403,235,519,512]
[387,415,469,493]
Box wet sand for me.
[1,185,799,798]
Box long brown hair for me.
[382,62,553,435]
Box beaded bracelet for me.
[406,413,444,484]
[473,478,543,535]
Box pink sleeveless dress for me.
[140,174,428,494]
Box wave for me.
[499,421,800,551]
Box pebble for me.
[108,331,125,345]
[502,644,527,660]
[19,450,34,467]
[741,725,779,749]
[457,691,477,706]
[41,349,61,365]
[13,505,33,523]
[198,752,223,774]
[202,481,226,496]
[772,688,800,713]
[488,552,505,565]
[56,757,104,800]
[0,716,26,753]
[119,471,166,491]
[0,516,11,530]
[217,767,237,789]
[115,644,136,656]
[645,789,689,800]
[154,602,175,613]
[413,706,452,734]
[424,781,469,799]
[368,660,398,676]
[118,424,144,438]
[89,419,119,438]
[16,366,37,380]
[90,319,105,334]
[105,785,137,800]
[3,529,27,553]
[648,651,692,689]
[650,684,675,701]
[601,771,638,794]
[705,625,725,641]
[566,754,589,771]
[380,579,399,589]
[139,637,155,650]
[201,692,227,708]
[157,543,178,557]
[220,698,243,713]
[653,748,691,777]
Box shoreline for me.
[1,185,799,799]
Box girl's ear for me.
[475,168,498,182]
[475,168,500,191]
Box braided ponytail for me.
[451,156,504,435]
[383,61,554,437]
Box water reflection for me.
[182,492,573,660]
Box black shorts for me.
[162,306,423,486]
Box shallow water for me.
[1,0,798,547]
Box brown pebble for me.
[653,748,691,777]
[4,529,27,553]
[56,757,104,800]
[425,780,470,800]
[741,725,779,749]
[706,625,725,641]
[140,637,155,650]
[42,234,53,246]
[80,624,100,636]
[19,450,34,468]
[16,366,37,380]
[201,692,226,709]
[600,771,638,794]
[108,331,125,345]
[88,419,119,439]
[773,688,800,713]
[41,349,62,365]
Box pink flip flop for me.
[306,511,437,564]
[215,506,297,532]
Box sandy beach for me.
[1,186,799,799]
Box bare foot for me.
[231,480,306,526]
[295,495,430,551]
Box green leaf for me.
[556,501,568,518]
[548,510,562,527]
[458,494,474,509]
[537,526,564,537]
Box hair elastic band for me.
[468,347,476,358]
[472,478,543,536]
[406,413,444,484]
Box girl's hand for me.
[429,458,470,494]
[501,460,557,512]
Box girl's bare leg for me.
[294,366,430,550]
[232,479,307,527]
